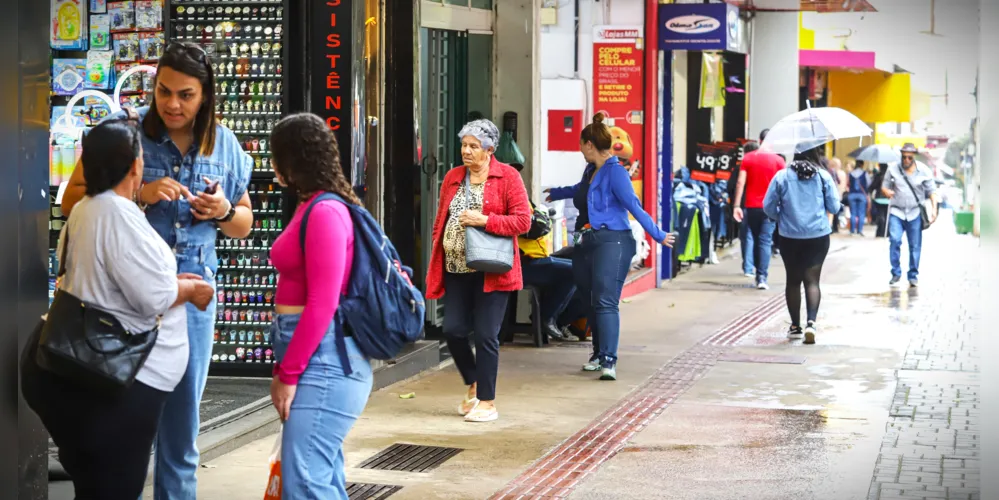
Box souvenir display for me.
[84,51,114,90]
[108,1,136,32]
[90,14,111,50]
[51,0,89,50]
[52,59,88,95]
[139,32,165,61]
[168,5,287,370]
[113,32,140,62]
[134,1,162,31]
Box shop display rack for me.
[167,0,289,375]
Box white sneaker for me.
[803,322,817,345]
[757,281,770,290]
[582,359,601,372]
[744,272,755,278]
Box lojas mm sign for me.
[658,3,742,52]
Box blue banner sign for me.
[658,3,741,52]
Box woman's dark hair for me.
[580,113,613,151]
[143,42,217,156]
[82,119,142,196]
[270,113,361,205]
[793,146,823,165]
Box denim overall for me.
[121,107,252,499]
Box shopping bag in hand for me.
[263,426,283,500]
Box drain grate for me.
[358,443,463,472]
[347,482,402,500]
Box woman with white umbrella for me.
[761,106,871,344]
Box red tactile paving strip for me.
[701,293,786,346]
[490,295,786,500]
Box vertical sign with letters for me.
[311,0,354,175]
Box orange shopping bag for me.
[263,426,283,500]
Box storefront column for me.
[13,0,52,496]
[494,0,540,194]
[747,12,798,138]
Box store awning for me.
[723,0,876,12]
[799,49,876,71]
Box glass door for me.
[419,28,469,326]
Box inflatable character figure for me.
[609,126,640,179]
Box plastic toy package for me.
[108,1,136,32]
[139,32,165,61]
[51,0,89,50]
[116,62,154,94]
[84,51,114,90]
[113,32,140,62]
[90,0,107,14]
[52,59,87,95]
[90,14,110,50]
[135,1,163,31]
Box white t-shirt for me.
[58,191,189,392]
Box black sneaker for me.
[787,326,803,339]
[544,321,565,341]
[889,276,901,287]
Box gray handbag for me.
[463,171,514,273]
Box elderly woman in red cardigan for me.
[425,119,531,423]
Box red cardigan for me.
[425,157,532,300]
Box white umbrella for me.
[761,106,873,158]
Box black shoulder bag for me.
[897,167,933,230]
[34,227,161,392]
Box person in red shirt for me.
[733,129,785,290]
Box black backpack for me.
[524,201,553,240]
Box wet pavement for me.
[150,215,980,499]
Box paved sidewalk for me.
[144,243,780,499]
[145,220,981,499]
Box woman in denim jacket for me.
[546,114,675,380]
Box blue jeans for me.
[847,193,868,234]
[521,256,576,325]
[741,218,755,275]
[153,248,217,500]
[574,230,635,367]
[889,215,923,281]
[272,313,373,499]
[745,208,775,283]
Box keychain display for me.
[168,1,286,370]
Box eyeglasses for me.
[902,155,915,161]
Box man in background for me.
[733,129,785,290]
[882,143,939,287]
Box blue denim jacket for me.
[763,167,841,239]
[549,156,666,242]
[109,107,253,261]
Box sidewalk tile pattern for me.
[868,248,980,500]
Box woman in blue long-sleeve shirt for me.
[763,147,841,345]
[545,113,674,380]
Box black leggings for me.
[21,342,168,500]
[779,235,831,326]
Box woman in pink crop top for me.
[267,113,372,499]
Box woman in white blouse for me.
[21,119,214,499]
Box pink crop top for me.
[270,193,354,385]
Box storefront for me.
[537,0,663,298]
[657,2,750,279]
